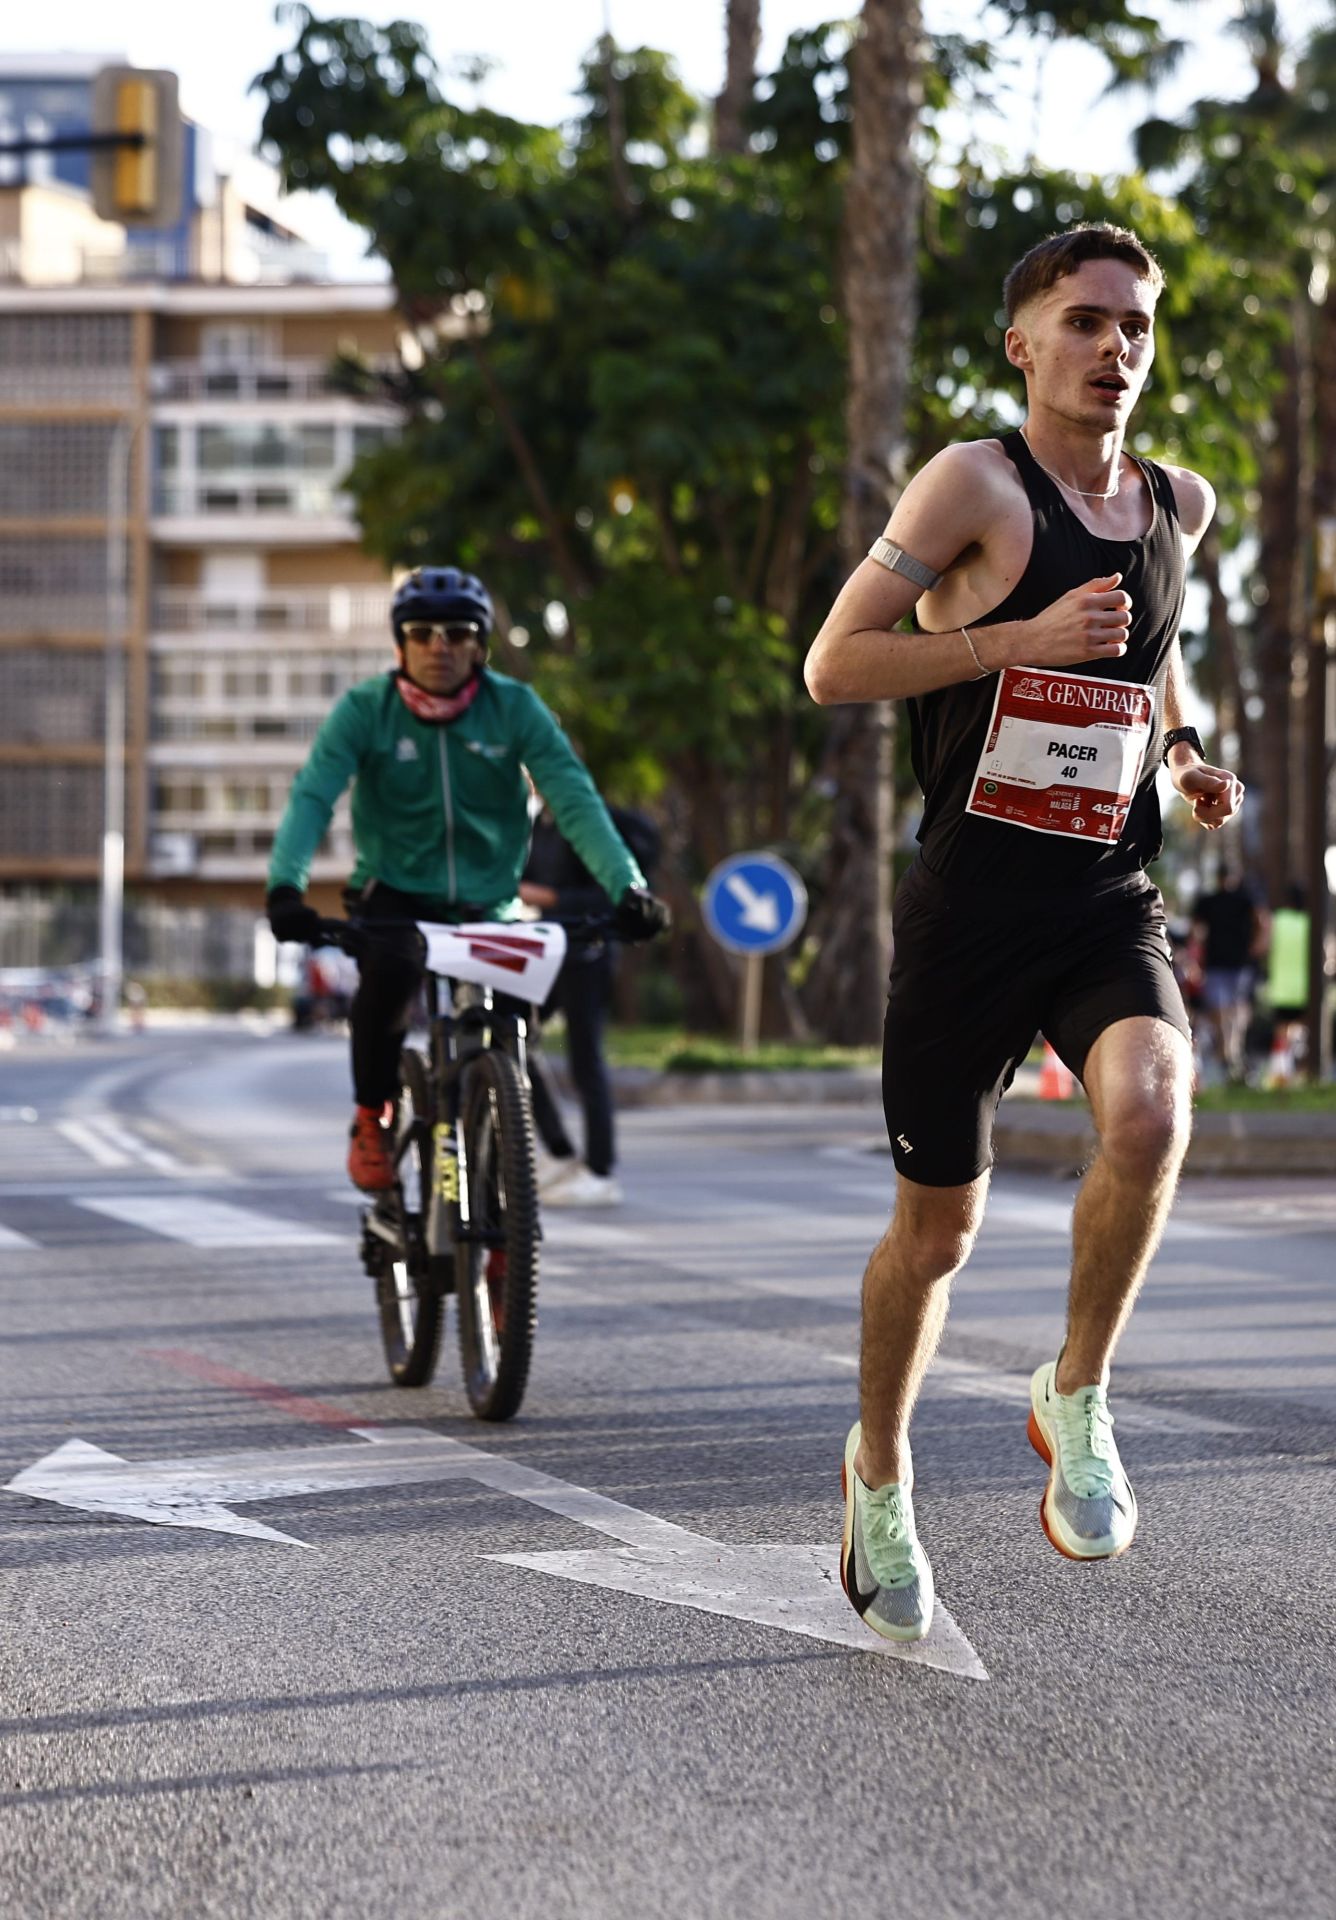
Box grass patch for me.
[600,1025,879,1073]
[1192,1082,1336,1113]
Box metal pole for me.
[739,954,763,1054]
[1305,609,1333,1081]
[100,420,136,1036]
[1310,522,1336,1084]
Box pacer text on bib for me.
[967,666,1155,842]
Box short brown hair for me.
[1003,223,1165,323]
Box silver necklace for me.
[1020,429,1125,501]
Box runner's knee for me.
[1098,1093,1190,1181]
[889,1184,984,1284]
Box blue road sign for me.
[701,852,808,957]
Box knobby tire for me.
[375,1046,444,1388]
[454,1048,539,1421]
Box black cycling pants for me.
[344,884,434,1110]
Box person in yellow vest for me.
[1265,885,1309,1085]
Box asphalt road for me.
[1,1025,1333,1919]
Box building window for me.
[0,423,122,518]
[0,537,110,633]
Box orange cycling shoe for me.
[347,1105,395,1192]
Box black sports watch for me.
[1162,725,1204,758]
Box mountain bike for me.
[318,915,576,1422]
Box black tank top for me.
[909,430,1185,892]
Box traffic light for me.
[90,67,184,227]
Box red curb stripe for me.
[141,1348,374,1431]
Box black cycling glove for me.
[613,887,671,943]
[266,886,324,947]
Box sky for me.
[8,0,1332,272]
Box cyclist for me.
[806,225,1244,1642]
[265,565,669,1191]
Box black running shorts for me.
[882,859,1191,1188]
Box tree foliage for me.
[252,2,1316,1025]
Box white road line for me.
[76,1196,341,1249]
[824,1160,1252,1244]
[0,1222,39,1250]
[79,1115,189,1176]
[540,1218,639,1248]
[822,1351,1239,1437]
[54,1115,191,1176]
[55,1118,132,1168]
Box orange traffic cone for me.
[1038,1041,1075,1100]
[1264,1024,1295,1089]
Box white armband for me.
[867,538,943,592]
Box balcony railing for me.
[0,236,192,288]
[151,478,350,520]
[152,587,393,636]
[151,359,357,405]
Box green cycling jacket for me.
[267,669,645,913]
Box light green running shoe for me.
[839,1421,934,1642]
[1028,1361,1138,1560]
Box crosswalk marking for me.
[0,1222,38,1250]
[55,1118,131,1168]
[55,1115,191,1176]
[75,1196,340,1249]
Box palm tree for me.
[716,0,761,154]
[1135,1,1336,896]
[802,0,924,1043]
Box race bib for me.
[967,667,1155,842]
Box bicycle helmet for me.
[391,566,494,646]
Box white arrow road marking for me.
[495,1543,986,1679]
[4,1427,986,1677]
[723,872,781,934]
[0,1222,38,1250]
[823,1351,1239,1437]
[76,1195,339,1248]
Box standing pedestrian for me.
[1264,885,1310,1084]
[521,805,661,1208]
[806,224,1244,1641]
[1192,864,1267,1082]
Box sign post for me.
[701,853,808,1054]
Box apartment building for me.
[0,55,412,922]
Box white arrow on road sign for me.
[723,871,781,935]
[5,1426,985,1679]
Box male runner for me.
[805,224,1244,1642]
[266,565,668,1191]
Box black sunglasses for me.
[401,622,481,646]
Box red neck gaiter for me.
[394,670,483,725]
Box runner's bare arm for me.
[1163,634,1244,830]
[1163,465,1217,557]
[805,443,1138,704]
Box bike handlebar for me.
[312,911,623,961]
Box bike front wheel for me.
[373,1046,444,1388]
[454,1048,539,1421]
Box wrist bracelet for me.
[960,626,987,678]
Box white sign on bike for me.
[419,920,567,1004]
